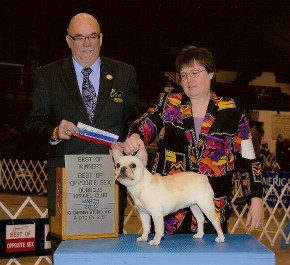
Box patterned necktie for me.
[81,68,97,122]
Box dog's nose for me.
[120,166,127,174]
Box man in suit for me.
[25,13,140,250]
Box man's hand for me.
[58,119,78,140]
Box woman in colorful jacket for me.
[115,45,264,234]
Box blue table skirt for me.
[54,234,275,265]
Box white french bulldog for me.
[111,141,225,246]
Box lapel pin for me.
[114,98,123,103]
[106,74,113,80]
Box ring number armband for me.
[51,126,60,141]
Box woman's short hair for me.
[175,45,215,74]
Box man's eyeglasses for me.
[68,33,103,42]
[179,69,206,81]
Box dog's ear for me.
[110,143,124,163]
[135,140,148,167]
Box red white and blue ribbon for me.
[76,122,119,146]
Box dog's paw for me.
[148,234,163,246]
[215,235,225,243]
[148,239,161,246]
[137,235,148,242]
[193,233,204,239]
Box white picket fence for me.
[0,159,47,195]
[0,155,289,265]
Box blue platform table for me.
[54,234,275,265]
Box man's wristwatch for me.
[51,126,60,141]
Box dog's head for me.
[110,141,148,187]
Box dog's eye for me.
[116,163,120,168]
[130,163,136,168]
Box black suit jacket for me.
[25,56,140,214]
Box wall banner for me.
[263,171,290,208]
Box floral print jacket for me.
[129,92,263,233]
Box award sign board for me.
[50,154,118,240]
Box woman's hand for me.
[246,197,264,231]
[122,133,142,155]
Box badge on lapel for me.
[106,74,113,80]
[106,74,123,103]
[110,88,124,103]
